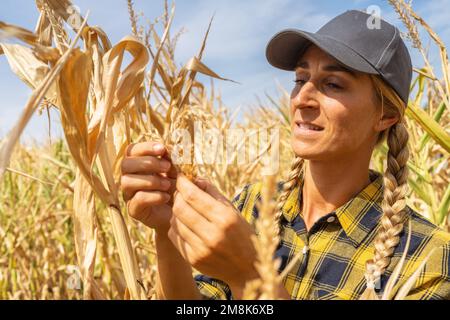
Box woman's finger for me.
[161,153,178,179]
[128,190,171,221]
[176,174,225,222]
[194,177,233,207]
[126,141,166,157]
[172,193,211,242]
[170,215,205,250]
[121,156,172,175]
[120,174,174,201]
[168,222,205,265]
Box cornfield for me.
[0,0,448,300]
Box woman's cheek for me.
[323,120,354,150]
[333,118,368,152]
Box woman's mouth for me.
[294,121,324,137]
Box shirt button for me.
[327,216,336,223]
[302,245,309,255]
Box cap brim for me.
[266,29,379,75]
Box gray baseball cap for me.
[266,10,413,104]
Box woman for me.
[120,10,450,300]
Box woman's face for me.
[290,44,384,161]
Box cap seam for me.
[375,27,398,68]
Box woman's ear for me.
[375,115,399,133]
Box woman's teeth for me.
[298,123,323,131]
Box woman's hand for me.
[168,174,259,294]
[120,141,177,233]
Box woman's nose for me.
[291,81,320,109]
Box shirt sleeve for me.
[193,184,251,300]
[404,241,450,300]
[193,273,233,300]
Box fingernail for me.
[153,143,165,152]
[161,179,171,189]
[161,160,171,171]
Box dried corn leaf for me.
[57,39,145,300]
[0,18,59,62]
[81,35,148,300]
[83,26,112,54]
[57,47,113,204]
[33,45,61,62]
[83,235,106,300]
[58,48,90,143]
[41,0,84,33]
[73,169,105,299]
[83,26,112,110]
[164,16,214,123]
[0,43,58,104]
[0,16,59,60]
[34,11,53,46]
[0,16,88,181]
[185,56,239,84]
[87,36,149,187]
[147,44,174,92]
[107,205,146,299]
[112,135,129,183]
[0,21,37,47]
[147,5,174,96]
[148,103,166,136]
[150,28,177,75]
[87,36,148,132]
[73,169,96,268]
[173,20,212,114]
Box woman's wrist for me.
[153,228,203,300]
[154,228,170,243]
[155,229,187,258]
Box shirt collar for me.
[280,169,384,247]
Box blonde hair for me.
[276,74,410,299]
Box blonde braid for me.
[361,121,410,299]
[275,156,305,236]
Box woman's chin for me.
[291,140,323,160]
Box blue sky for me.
[1,0,449,144]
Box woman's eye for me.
[293,79,343,90]
[327,82,342,89]
[294,79,306,85]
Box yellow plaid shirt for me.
[194,169,450,300]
